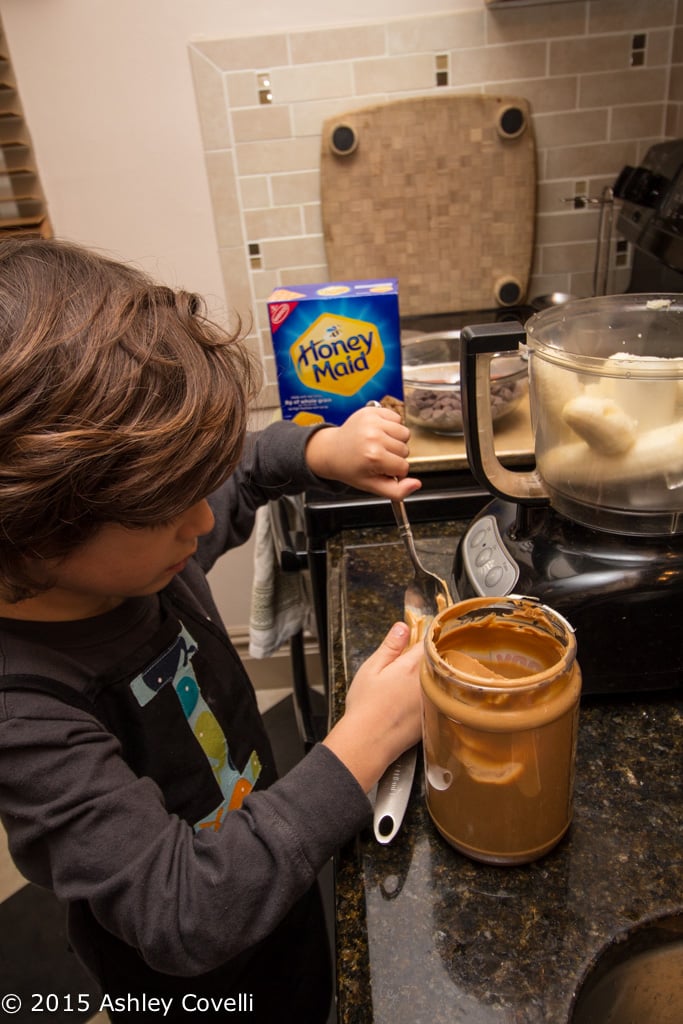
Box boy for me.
[0,239,424,1021]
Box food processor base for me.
[454,499,683,696]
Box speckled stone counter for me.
[327,521,683,1024]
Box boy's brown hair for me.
[0,237,261,601]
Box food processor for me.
[454,295,683,695]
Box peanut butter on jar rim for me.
[421,596,581,866]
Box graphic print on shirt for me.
[129,623,261,831]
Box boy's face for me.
[29,499,216,619]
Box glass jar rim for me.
[426,595,577,692]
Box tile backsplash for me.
[189,0,683,407]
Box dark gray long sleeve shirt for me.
[0,421,371,983]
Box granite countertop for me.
[327,521,683,1024]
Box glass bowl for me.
[402,331,528,436]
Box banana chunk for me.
[532,358,583,437]
[540,418,683,487]
[562,394,637,455]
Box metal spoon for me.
[365,403,452,843]
[390,496,452,619]
[364,401,451,616]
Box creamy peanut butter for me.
[421,597,581,865]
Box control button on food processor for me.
[485,566,504,588]
[475,547,493,567]
[461,515,519,597]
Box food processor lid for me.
[525,292,683,373]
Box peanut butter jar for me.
[421,596,581,865]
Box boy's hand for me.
[323,621,424,793]
[305,406,422,500]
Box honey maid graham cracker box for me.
[267,279,404,426]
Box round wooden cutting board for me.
[320,94,537,317]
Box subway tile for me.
[486,1,588,44]
[259,328,275,359]
[545,139,637,179]
[292,96,385,138]
[353,54,435,94]
[388,11,485,54]
[484,76,578,115]
[231,105,291,144]
[537,174,623,215]
[188,47,232,151]
[541,239,597,274]
[303,203,323,236]
[270,63,354,105]
[192,35,289,72]
[260,234,327,271]
[281,265,329,286]
[205,150,242,248]
[634,138,663,163]
[665,102,683,135]
[289,23,386,65]
[533,108,607,149]
[646,28,675,67]
[241,334,262,364]
[225,71,260,110]
[669,64,683,101]
[253,298,271,338]
[252,324,270,360]
[536,179,584,215]
[262,354,278,390]
[588,0,675,34]
[534,208,600,245]
[219,246,254,322]
[255,380,280,411]
[579,67,667,107]
[240,175,271,210]
[244,206,303,241]
[250,268,280,301]
[663,102,677,136]
[610,103,666,140]
[259,324,285,363]
[527,271,575,299]
[271,170,319,206]
[568,269,597,297]
[673,26,683,64]
[549,35,632,78]
[235,136,320,176]
[593,173,624,194]
[449,41,547,88]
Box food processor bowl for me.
[460,294,683,536]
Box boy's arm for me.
[199,406,420,566]
[304,404,421,501]
[0,692,370,977]
[0,623,421,978]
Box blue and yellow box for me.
[267,279,403,426]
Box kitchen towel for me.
[248,498,315,659]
